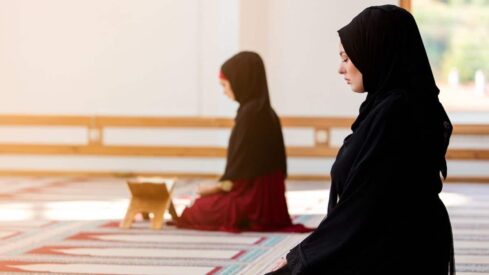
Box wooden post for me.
[315,128,330,148]
[400,0,412,12]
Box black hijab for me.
[219,51,287,181]
[338,5,451,179]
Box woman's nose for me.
[338,64,345,74]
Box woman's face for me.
[219,79,236,101]
[338,43,365,93]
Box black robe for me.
[219,51,287,181]
[279,5,455,275]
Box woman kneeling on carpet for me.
[177,51,311,233]
[267,5,455,275]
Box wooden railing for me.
[0,115,351,158]
[0,114,488,182]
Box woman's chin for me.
[352,88,365,93]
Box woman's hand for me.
[197,180,234,196]
[270,257,287,272]
[197,183,222,196]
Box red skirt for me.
[177,170,312,233]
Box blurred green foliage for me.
[413,0,489,83]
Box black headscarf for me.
[219,51,287,181]
[279,5,455,275]
[338,4,451,179]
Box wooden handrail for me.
[1,114,488,135]
[0,144,340,158]
[0,144,486,159]
[0,114,488,181]
[452,124,489,135]
[94,116,234,128]
[0,115,487,157]
[0,115,92,126]
[0,115,355,128]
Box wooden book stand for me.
[120,177,178,230]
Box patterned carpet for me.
[0,177,486,274]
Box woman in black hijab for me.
[177,51,310,233]
[268,5,455,275]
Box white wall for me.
[264,0,397,116]
[1,0,487,179]
[199,0,240,116]
[0,0,241,175]
[0,0,397,118]
[0,0,241,117]
[1,1,195,115]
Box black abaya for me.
[277,5,455,275]
[219,51,287,181]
